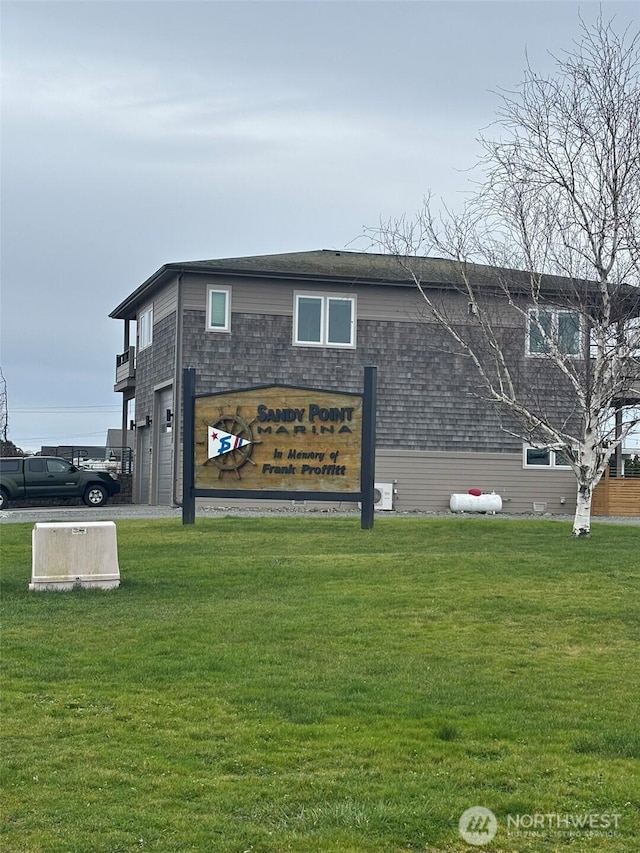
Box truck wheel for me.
[0,488,9,510]
[83,485,108,507]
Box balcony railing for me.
[114,346,136,392]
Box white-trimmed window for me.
[207,286,231,332]
[138,305,153,350]
[527,309,581,357]
[294,293,356,347]
[523,445,572,469]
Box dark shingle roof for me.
[110,248,640,320]
[110,249,530,319]
[156,248,540,286]
[176,249,440,281]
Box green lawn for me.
[1,517,639,852]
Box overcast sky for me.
[2,0,638,452]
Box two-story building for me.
[110,249,630,512]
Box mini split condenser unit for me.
[373,482,394,511]
[359,482,395,511]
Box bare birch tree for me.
[366,14,640,536]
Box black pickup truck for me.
[0,456,121,510]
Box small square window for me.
[327,298,353,345]
[526,447,551,466]
[528,310,553,354]
[207,287,231,332]
[558,312,580,355]
[297,296,323,343]
[552,450,572,468]
[524,445,572,469]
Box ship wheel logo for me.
[204,408,261,479]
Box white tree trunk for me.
[573,482,593,536]
[572,437,599,536]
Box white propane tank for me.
[449,492,502,513]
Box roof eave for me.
[109,262,420,319]
[109,265,174,320]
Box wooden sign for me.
[194,386,362,492]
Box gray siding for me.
[184,450,576,515]
[136,282,176,332]
[375,449,577,514]
[154,281,178,323]
[181,272,428,321]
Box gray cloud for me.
[2,0,637,450]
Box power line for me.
[12,406,120,413]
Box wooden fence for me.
[592,468,640,516]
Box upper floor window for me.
[207,286,231,332]
[294,293,356,348]
[528,309,581,357]
[138,305,153,350]
[523,445,571,469]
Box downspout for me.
[173,272,184,506]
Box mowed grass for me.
[1,517,639,853]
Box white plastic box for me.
[30,522,120,591]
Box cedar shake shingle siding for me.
[134,314,175,417]
[182,308,521,453]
